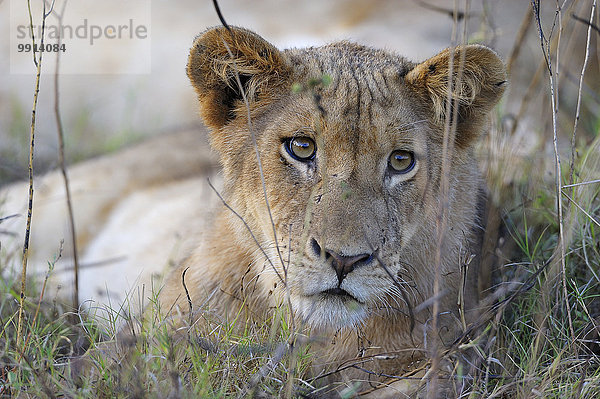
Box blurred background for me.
[2,0,596,186]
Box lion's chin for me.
[293,292,368,330]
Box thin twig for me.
[572,12,600,34]
[50,0,79,312]
[210,4,313,393]
[557,1,577,344]
[531,0,576,345]
[429,1,468,396]
[562,178,600,188]
[26,0,37,67]
[569,0,597,185]
[412,0,468,20]
[508,47,546,137]
[562,190,600,228]
[206,179,281,282]
[211,4,294,345]
[211,0,231,32]
[32,242,62,329]
[33,255,127,276]
[0,214,20,224]
[181,267,194,326]
[243,342,289,398]
[211,15,287,281]
[17,0,49,354]
[371,248,415,336]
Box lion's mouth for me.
[322,288,362,302]
[323,287,350,296]
[294,288,368,328]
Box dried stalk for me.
[571,12,600,34]
[17,0,53,353]
[563,178,600,188]
[211,2,287,281]
[214,36,298,399]
[50,0,80,311]
[509,1,581,138]
[530,0,576,346]
[209,3,327,396]
[562,190,600,228]
[428,1,468,396]
[569,0,597,185]
[554,1,577,345]
[211,2,303,361]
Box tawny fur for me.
[160,26,507,390]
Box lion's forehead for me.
[286,42,415,79]
[281,44,425,150]
[286,43,416,108]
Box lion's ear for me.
[405,45,506,147]
[187,27,291,130]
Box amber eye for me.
[285,137,316,161]
[388,150,415,174]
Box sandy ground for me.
[0,0,540,183]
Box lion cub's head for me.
[187,27,506,331]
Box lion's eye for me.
[388,150,415,174]
[285,137,316,161]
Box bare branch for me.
[412,0,468,20]
[44,0,56,17]
[562,178,600,188]
[211,0,231,32]
[569,1,597,185]
[429,1,470,396]
[17,0,49,354]
[0,214,20,224]
[207,178,283,284]
[51,0,80,312]
[562,190,600,228]
[572,12,600,35]
[530,0,576,348]
[209,16,287,280]
[182,267,194,326]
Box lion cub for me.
[159,27,506,393]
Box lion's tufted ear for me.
[187,26,292,131]
[405,45,506,148]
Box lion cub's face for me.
[187,27,506,330]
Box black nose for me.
[310,238,373,284]
[328,251,372,283]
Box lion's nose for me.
[328,251,373,283]
[310,238,373,284]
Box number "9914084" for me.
[18,43,66,53]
